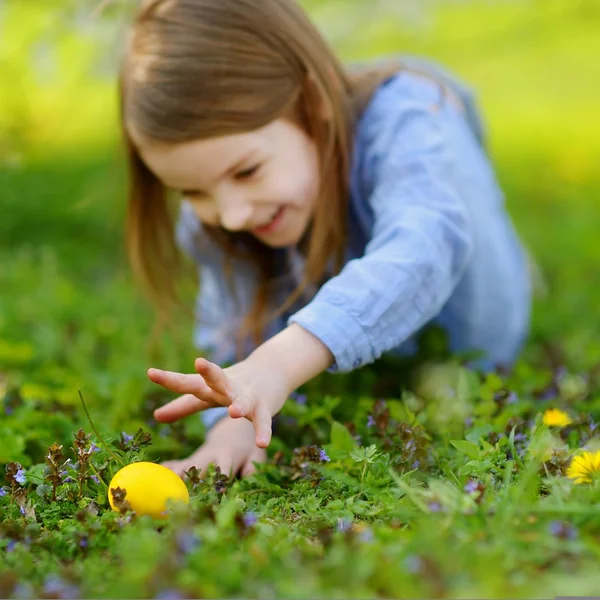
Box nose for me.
[215,186,254,232]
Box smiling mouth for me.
[252,206,285,234]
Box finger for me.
[195,358,232,398]
[161,459,190,478]
[252,405,273,449]
[162,453,212,479]
[240,447,267,477]
[148,368,210,395]
[154,393,216,423]
[214,457,235,479]
[148,368,219,401]
[228,396,253,419]
[163,444,223,479]
[240,460,257,477]
[160,459,206,479]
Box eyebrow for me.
[180,149,257,196]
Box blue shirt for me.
[176,57,531,427]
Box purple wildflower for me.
[366,415,375,427]
[176,530,201,555]
[122,432,134,443]
[79,538,88,548]
[358,527,374,543]
[549,520,578,540]
[42,576,80,600]
[427,500,443,513]
[336,518,353,533]
[318,449,330,462]
[15,468,26,485]
[464,480,479,494]
[555,366,568,382]
[539,387,558,400]
[243,512,258,527]
[19,506,26,516]
[154,590,184,600]
[12,582,34,599]
[91,475,100,484]
[0,487,7,497]
[6,540,17,552]
[403,555,424,574]
[294,393,308,406]
[88,442,101,454]
[506,392,519,404]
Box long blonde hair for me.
[120,0,402,358]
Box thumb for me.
[154,393,215,423]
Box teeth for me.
[255,207,281,230]
[264,208,279,227]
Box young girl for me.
[119,0,531,478]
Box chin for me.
[260,234,299,249]
[258,223,308,249]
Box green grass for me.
[1,1,600,598]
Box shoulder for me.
[351,68,453,197]
[356,68,447,155]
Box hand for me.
[148,357,292,448]
[161,417,267,479]
[150,324,334,448]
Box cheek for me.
[270,156,319,207]
[298,144,321,206]
[262,171,303,205]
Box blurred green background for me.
[1,0,599,450]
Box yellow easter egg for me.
[108,462,189,519]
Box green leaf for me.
[450,440,481,461]
[0,429,26,463]
[216,496,245,530]
[330,421,356,452]
[465,424,493,444]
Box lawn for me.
[1,1,599,597]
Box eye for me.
[235,164,261,180]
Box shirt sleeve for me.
[288,74,475,373]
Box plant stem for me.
[89,462,109,490]
[78,390,126,468]
[361,461,368,490]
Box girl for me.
[120,0,531,478]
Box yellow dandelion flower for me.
[542,408,573,428]
[566,450,600,485]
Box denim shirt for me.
[176,57,532,429]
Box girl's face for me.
[132,118,321,248]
